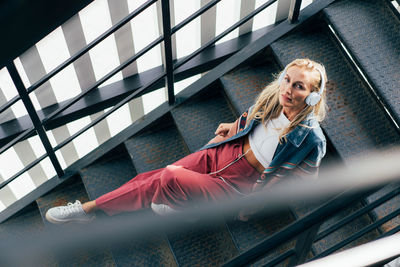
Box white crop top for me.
[248,111,290,168]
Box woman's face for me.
[279,66,314,118]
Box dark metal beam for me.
[265,250,295,266]
[171,0,222,34]
[289,0,302,23]
[6,63,63,177]
[25,0,157,96]
[161,0,175,105]
[0,0,94,69]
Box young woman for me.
[45,58,327,224]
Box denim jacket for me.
[200,106,327,185]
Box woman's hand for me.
[215,122,235,137]
[206,120,238,145]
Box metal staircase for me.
[1,0,400,266]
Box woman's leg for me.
[151,164,236,208]
[46,138,258,223]
[82,200,97,214]
[94,138,258,215]
[87,150,209,215]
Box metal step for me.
[220,58,281,115]
[124,115,190,173]
[0,201,44,242]
[125,115,240,266]
[36,175,91,227]
[323,0,400,234]
[80,146,177,266]
[270,18,398,258]
[167,222,239,267]
[323,0,400,127]
[36,175,116,266]
[227,211,297,266]
[109,218,178,267]
[0,202,60,266]
[79,146,137,200]
[170,89,236,153]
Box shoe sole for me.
[45,212,95,224]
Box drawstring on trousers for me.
[208,147,252,195]
[208,147,252,175]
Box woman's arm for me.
[207,119,238,145]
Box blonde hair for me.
[248,58,328,141]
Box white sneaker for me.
[151,203,179,216]
[45,200,94,224]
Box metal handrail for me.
[0,95,20,116]
[0,127,35,155]
[312,207,400,260]
[224,183,400,266]
[171,0,223,35]
[0,154,47,189]
[52,72,166,152]
[7,63,63,177]
[25,0,157,95]
[221,189,366,267]
[42,36,164,124]
[267,249,296,266]
[314,184,400,242]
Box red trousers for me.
[96,138,260,215]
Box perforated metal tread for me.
[220,60,281,115]
[170,90,236,152]
[110,213,178,267]
[324,0,400,125]
[0,202,59,266]
[0,202,44,239]
[366,183,400,233]
[227,211,296,266]
[312,202,378,255]
[167,222,238,267]
[79,149,178,266]
[270,20,392,254]
[36,176,116,266]
[271,21,400,162]
[80,149,137,200]
[124,120,190,173]
[323,1,400,232]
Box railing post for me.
[161,0,175,105]
[288,223,322,265]
[288,0,302,23]
[6,63,64,178]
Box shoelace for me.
[61,200,82,216]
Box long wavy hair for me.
[247,58,328,141]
